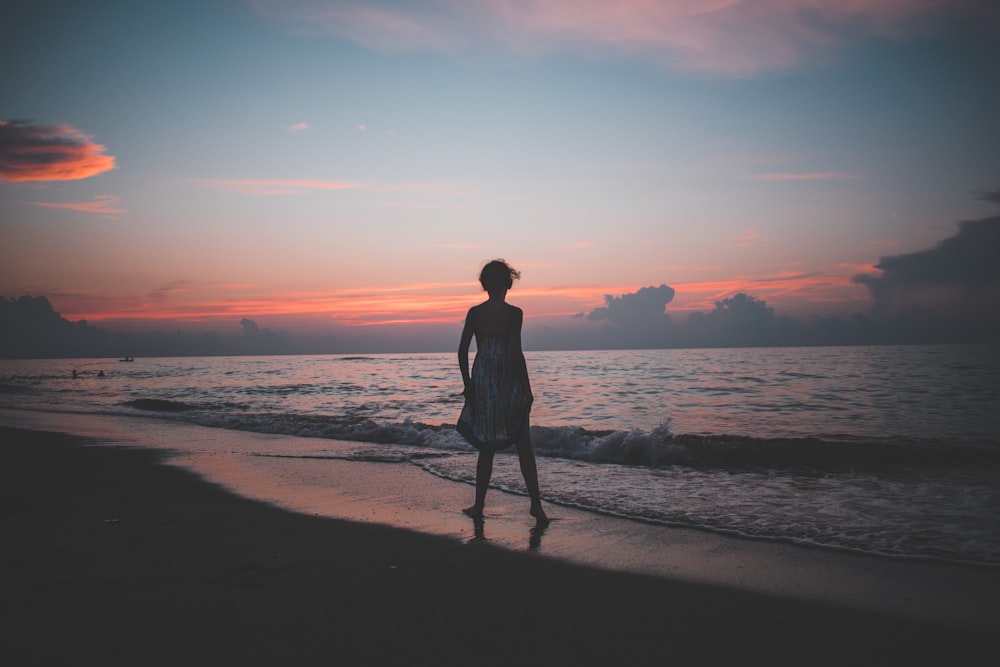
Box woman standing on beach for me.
[457,260,548,525]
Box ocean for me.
[2,344,998,566]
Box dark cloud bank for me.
[4,199,999,358]
[0,298,291,359]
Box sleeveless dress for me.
[456,334,533,453]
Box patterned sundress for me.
[456,334,533,452]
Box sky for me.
[2,0,999,356]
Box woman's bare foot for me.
[530,504,549,526]
[463,505,484,521]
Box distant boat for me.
[119,356,135,362]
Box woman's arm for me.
[509,306,532,396]
[458,308,475,395]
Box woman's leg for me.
[514,416,548,522]
[464,450,494,519]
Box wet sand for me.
[1,419,998,665]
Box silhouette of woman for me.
[457,260,548,525]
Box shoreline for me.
[2,412,1000,664]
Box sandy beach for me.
[2,418,998,666]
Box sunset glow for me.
[2,0,998,354]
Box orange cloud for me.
[32,194,124,216]
[288,121,310,132]
[251,0,991,76]
[55,271,870,332]
[60,272,870,332]
[0,119,116,182]
[63,281,480,327]
[58,279,640,331]
[668,270,869,315]
[835,261,879,275]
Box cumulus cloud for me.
[588,284,675,325]
[241,318,261,335]
[0,120,116,182]
[0,295,304,358]
[579,284,676,347]
[853,216,1000,312]
[239,318,284,346]
[685,293,787,347]
[852,193,1000,341]
[250,0,997,76]
[549,287,816,349]
[0,295,110,358]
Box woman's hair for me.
[479,259,521,292]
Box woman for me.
[457,259,548,524]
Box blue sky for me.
[2,0,999,353]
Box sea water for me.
[2,344,998,565]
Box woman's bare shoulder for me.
[466,301,491,319]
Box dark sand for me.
[1,424,997,666]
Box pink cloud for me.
[32,194,125,216]
[836,261,879,274]
[200,178,365,195]
[0,119,116,182]
[249,0,993,76]
[197,177,482,206]
[731,229,771,248]
[370,181,477,194]
[708,152,799,167]
[289,121,310,132]
[146,281,190,303]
